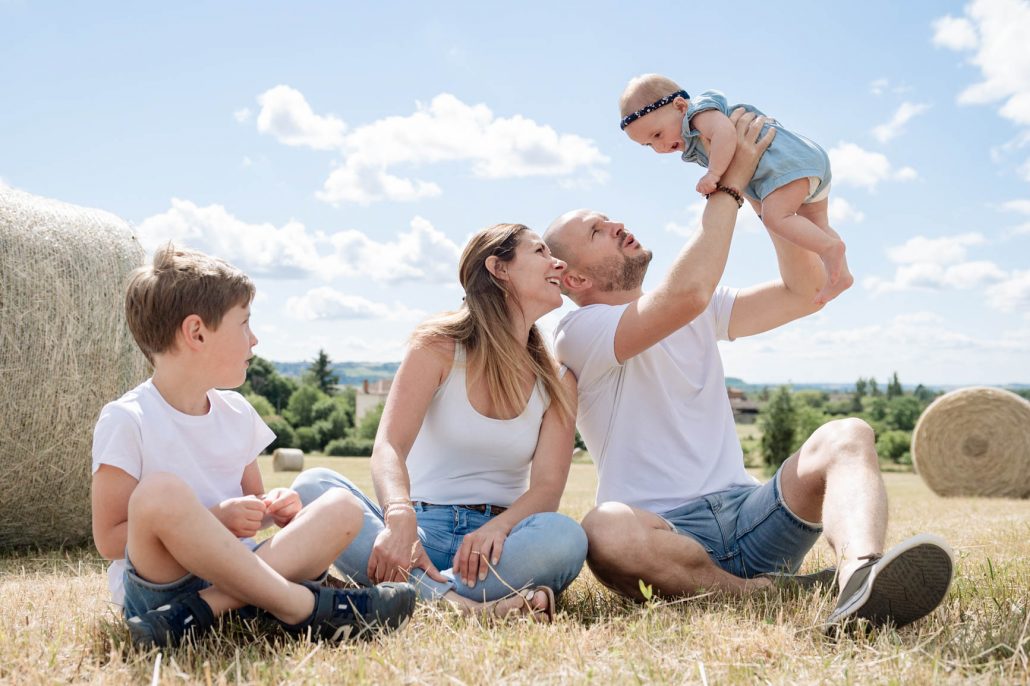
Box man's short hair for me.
[125,243,254,363]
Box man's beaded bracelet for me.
[705,184,744,209]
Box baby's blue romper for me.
[681,90,831,203]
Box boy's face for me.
[624,97,689,154]
[205,302,258,389]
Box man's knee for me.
[806,417,876,466]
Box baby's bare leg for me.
[798,199,853,303]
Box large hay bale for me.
[273,448,304,472]
[911,386,1030,498]
[0,186,148,548]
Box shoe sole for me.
[829,533,954,630]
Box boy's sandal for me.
[126,592,216,649]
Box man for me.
[544,110,953,631]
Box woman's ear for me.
[485,255,509,281]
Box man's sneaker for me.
[824,533,954,633]
[283,581,417,642]
[758,567,837,594]
[127,592,216,648]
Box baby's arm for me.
[691,109,738,194]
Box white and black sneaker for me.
[825,533,954,633]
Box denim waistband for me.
[412,501,508,516]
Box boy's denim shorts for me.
[122,553,209,619]
[657,467,822,578]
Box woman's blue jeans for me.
[291,467,587,602]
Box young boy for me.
[91,243,416,648]
[619,73,853,304]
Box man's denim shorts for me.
[122,553,209,619]
[657,467,822,578]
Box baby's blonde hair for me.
[619,74,684,117]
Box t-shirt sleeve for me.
[91,403,143,478]
[554,304,626,390]
[687,90,730,127]
[711,285,739,342]
[247,403,276,459]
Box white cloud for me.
[1002,199,1030,214]
[289,91,608,205]
[137,201,463,285]
[986,270,1030,312]
[286,287,424,321]
[828,142,917,190]
[932,15,979,50]
[234,107,252,124]
[256,85,346,150]
[885,233,986,264]
[872,102,931,143]
[326,215,462,284]
[869,78,890,96]
[828,197,865,224]
[136,199,324,278]
[865,233,1007,295]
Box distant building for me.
[356,378,392,422]
[728,387,759,424]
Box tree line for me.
[242,349,383,456]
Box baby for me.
[620,73,852,304]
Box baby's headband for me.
[619,90,689,130]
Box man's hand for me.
[720,109,775,191]
[212,495,267,538]
[262,488,302,528]
[453,519,510,588]
[696,171,720,195]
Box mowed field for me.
[1,456,1028,684]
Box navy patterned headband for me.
[620,90,690,130]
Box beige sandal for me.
[519,585,555,623]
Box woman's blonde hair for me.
[412,223,573,422]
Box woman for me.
[292,223,587,620]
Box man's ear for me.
[178,314,206,352]
[562,270,590,294]
[485,255,509,281]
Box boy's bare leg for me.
[776,418,887,590]
[582,502,772,599]
[196,488,365,618]
[128,473,333,624]
[761,180,851,302]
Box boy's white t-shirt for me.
[554,286,756,514]
[91,378,275,606]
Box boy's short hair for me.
[619,74,684,117]
[125,243,255,363]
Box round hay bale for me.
[0,186,148,548]
[911,386,1030,498]
[273,448,305,472]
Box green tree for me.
[876,429,912,464]
[885,396,923,432]
[914,384,936,403]
[265,416,296,452]
[869,377,881,397]
[855,378,868,397]
[243,393,275,418]
[793,390,828,409]
[886,372,903,399]
[793,405,830,453]
[285,385,330,427]
[244,355,296,413]
[759,386,796,471]
[306,349,339,396]
[355,402,385,440]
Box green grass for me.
[1,456,1028,684]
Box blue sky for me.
[3,1,1028,384]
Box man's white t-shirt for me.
[91,379,275,606]
[554,286,756,513]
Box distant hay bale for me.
[0,186,148,548]
[273,448,304,472]
[912,386,1030,498]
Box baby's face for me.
[624,98,688,154]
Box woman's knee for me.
[290,467,354,505]
[522,512,588,563]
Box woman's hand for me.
[368,511,447,584]
[453,518,511,588]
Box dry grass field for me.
[1,456,1028,684]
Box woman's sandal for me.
[517,585,555,623]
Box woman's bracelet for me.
[705,184,744,209]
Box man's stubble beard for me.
[589,249,653,292]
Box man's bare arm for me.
[614,111,775,363]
